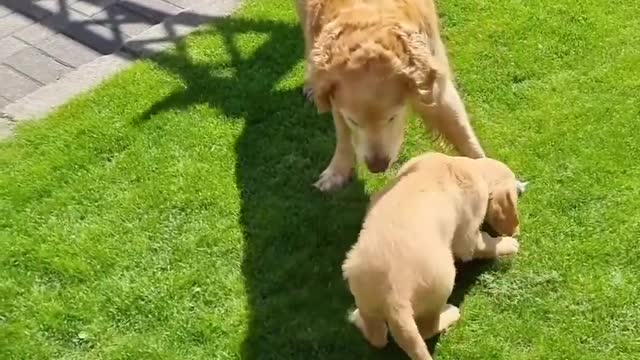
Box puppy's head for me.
[477,159,524,237]
[310,21,443,173]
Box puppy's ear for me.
[394,29,445,106]
[487,184,520,237]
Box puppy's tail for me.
[386,303,433,360]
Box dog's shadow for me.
[137,14,505,360]
[136,16,381,359]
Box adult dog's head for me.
[309,15,443,173]
[476,159,526,237]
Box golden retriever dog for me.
[342,153,525,359]
[294,0,486,192]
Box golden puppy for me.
[294,0,486,192]
[342,153,524,360]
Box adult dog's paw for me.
[313,167,352,193]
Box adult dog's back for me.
[294,0,487,192]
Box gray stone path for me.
[0,0,242,139]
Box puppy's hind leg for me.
[387,305,433,360]
[417,304,461,339]
[349,308,389,348]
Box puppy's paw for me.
[348,308,363,327]
[439,305,461,332]
[457,251,475,263]
[313,167,352,192]
[349,309,388,348]
[496,236,520,257]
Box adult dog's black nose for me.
[365,156,390,173]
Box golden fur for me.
[342,153,522,360]
[295,0,487,192]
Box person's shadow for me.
[138,15,502,360]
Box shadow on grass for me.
[136,15,504,360]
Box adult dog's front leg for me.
[413,37,485,158]
[414,78,485,159]
[314,112,355,192]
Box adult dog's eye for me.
[388,115,397,123]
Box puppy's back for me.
[343,153,463,314]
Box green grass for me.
[1,0,640,358]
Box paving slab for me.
[13,21,59,45]
[92,4,156,38]
[70,0,120,17]
[0,96,10,109]
[1,0,245,140]
[60,7,130,54]
[4,47,73,84]
[0,5,12,18]
[120,0,184,22]
[0,116,13,139]
[35,33,103,68]
[0,0,79,20]
[0,12,33,38]
[0,65,41,101]
[3,51,134,121]
[0,36,29,59]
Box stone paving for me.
[0,0,242,139]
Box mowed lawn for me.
[2,0,640,359]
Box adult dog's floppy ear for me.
[309,70,335,113]
[394,29,445,106]
[486,183,520,237]
[308,24,341,113]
